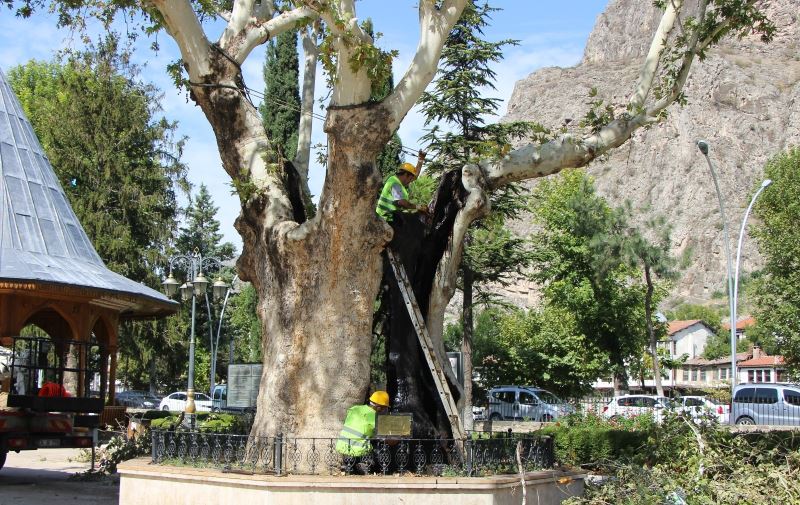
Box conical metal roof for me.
[0,69,177,318]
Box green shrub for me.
[565,415,800,504]
[538,413,654,467]
[150,412,248,434]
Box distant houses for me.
[594,317,787,392]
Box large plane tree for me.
[7,0,775,439]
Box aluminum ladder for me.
[386,248,465,440]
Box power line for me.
[243,84,424,158]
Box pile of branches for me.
[565,415,800,504]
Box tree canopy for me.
[753,147,800,376]
[3,0,779,438]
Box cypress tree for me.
[260,29,300,160]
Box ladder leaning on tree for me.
[386,248,466,440]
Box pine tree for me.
[259,29,300,160]
[418,0,533,422]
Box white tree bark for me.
[293,24,319,181]
[384,0,468,132]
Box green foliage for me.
[151,412,248,434]
[666,304,723,334]
[538,413,653,467]
[565,415,800,504]
[456,306,604,397]
[529,170,649,386]
[753,148,800,376]
[260,29,300,161]
[226,283,263,363]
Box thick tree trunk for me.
[239,103,393,439]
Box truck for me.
[0,336,101,470]
[212,363,262,413]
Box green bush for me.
[538,413,653,467]
[564,415,800,504]
[150,412,248,434]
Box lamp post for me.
[162,250,227,421]
[696,140,737,398]
[211,274,240,394]
[731,179,773,383]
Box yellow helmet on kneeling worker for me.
[369,390,390,407]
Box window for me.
[493,391,515,404]
[175,393,186,401]
[685,398,703,407]
[700,370,706,381]
[691,369,698,381]
[777,370,786,382]
[636,397,657,408]
[682,369,689,381]
[734,388,755,403]
[765,370,772,382]
[748,370,755,383]
[754,388,778,404]
[784,389,800,406]
[721,368,728,380]
[519,392,538,405]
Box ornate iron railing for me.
[151,431,553,477]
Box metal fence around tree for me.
[150,430,554,477]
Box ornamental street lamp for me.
[162,250,227,422]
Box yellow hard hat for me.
[369,390,390,407]
[400,162,418,178]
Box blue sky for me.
[0,1,608,250]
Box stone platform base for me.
[119,458,584,505]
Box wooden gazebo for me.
[0,69,177,407]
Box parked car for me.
[731,383,800,426]
[677,395,730,424]
[116,390,161,409]
[602,395,674,422]
[486,386,573,422]
[158,391,212,412]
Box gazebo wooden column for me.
[108,348,118,406]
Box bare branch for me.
[629,0,683,109]
[427,165,488,398]
[234,5,318,63]
[383,0,468,131]
[294,23,320,205]
[150,0,213,79]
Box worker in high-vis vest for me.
[375,151,430,222]
[336,390,390,458]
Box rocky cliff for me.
[502,0,800,307]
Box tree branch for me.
[294,23,320,207]
[426,165,489,403]
[629,0,683,109]
[234,5,318,63]
[383,0,468,132]
[150,0,213,79]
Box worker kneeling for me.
[336,390,390,474]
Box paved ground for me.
[0,448,119,505]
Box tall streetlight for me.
[696,140,737,396]
[162,250,228,420]
[731,179,773,383]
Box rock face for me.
[502,0,800,306]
